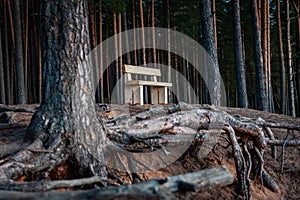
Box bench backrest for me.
[123,64,161,81]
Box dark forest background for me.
[0,0,299,117]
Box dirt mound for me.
[0,104,299,199]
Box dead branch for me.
[0,166,233,200]
[0,105,34,113]
[0,176,114,192]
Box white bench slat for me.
[123,64,161,76]
[126,80,172,87]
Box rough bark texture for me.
[200,0,221,106]
[232,0,248,108]
[0,0,107,180]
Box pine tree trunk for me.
[139,0,146,65]
[122,11,131,65]
[118,13,124,103]
[277,0,286,115]
[5,0,14,104]
[0,26,6,104]
[232,0,248,108]
[151,0,156,64]
[201,0,221,106]
[0,0,107,180]
[99,0,104,103]
[132,0,137,65]
[250,0,269,111]
[292,0,300,116]
[286,0,296,117]
[12,0,26,104]
[113,11,120,103]
[212,0,217,49]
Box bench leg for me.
[151,87,168,104]
[124,85,144,105]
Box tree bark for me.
[12,0,26,104]
[277,0,286,115]
[200,0,221,106]
[0,0,107,180]
[250,0,269,111]
[286,0,296,117]
[232,0,248,108]
[0,26,5,104]
[139,0,146,65]
[3,0,12,104]
[151,0,157,64]
[292,0,300,116]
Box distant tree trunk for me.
[212,0,217,49]
[132,0,137,65]
[118,13,124,103]
[3,0,12,104]
[293,0,300,116]
[201,0,221,106]
[277,0,286,115]
[266,1,274,112]
[7,0,14,104]
[113,11,120,103]
[12,0,26,104]
[232,0,248,108]
[286,0,296,117]
[98,0,104,103]
[24,0,29,103]
[151,0,156,64]
[250,0,268,111]
[0,26,5,104]
[122,11,131,65]
[261,0,269,103]
[139,0,146,65]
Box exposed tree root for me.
[0,103,299,199]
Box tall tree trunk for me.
[118,13,124,103]
[12,0,26,104]
[293,0,300,116]
[122,11,131,65]
[277,0,286,114]
[3,0,11,104]
[139,0,146,65]
[99,0,104,103]
[232,0,248,108]
[113,11,120,103]
[212,0,217,49]
[261,0,269,104]
[0,0,108,180]
[201,0,221,106]
[286,0,296,116]
[132,0,137,65]
[7,0,14,104]
[250,0,268,111]
[151,0,156,64]
[0,26,5,104]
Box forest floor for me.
[0,104,299,200]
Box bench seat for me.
[123,64,172,105]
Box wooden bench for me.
[123,64,172,105]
